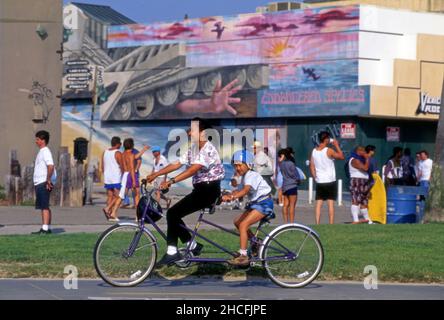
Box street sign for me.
[67,84,88,89]
[65,60,89,66]
[67,75,91,82]
[340,123,356,139]
[67,68,90,74]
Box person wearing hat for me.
[253,141,276,198]
[222,150,275,267]
[150,146,171,209]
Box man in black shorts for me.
[309,132,344,224]
[32,131,56,234]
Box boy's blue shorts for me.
[246,198,275,220]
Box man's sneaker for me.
[227,255,250,267]
[191,243,204,256]
[31,229,52,235]
[156,252,182,267]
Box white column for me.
[308,177,314,204]
[338,179,343,206]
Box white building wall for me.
[359,5,444,86]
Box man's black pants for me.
[166,180,221,247]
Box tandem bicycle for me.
[93,181,324,288]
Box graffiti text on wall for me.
[28,81,54,123]
[416,92,441,115]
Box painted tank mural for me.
[62,4,367,187]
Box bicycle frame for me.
[138,186,307,264]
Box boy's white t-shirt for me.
[242,170,271,202]
[33,146,55,186]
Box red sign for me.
[340,123,356,139]
[386,127,400,142]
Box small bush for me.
[0,185,6,201]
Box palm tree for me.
[426,78,444,222]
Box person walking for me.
[253,141,276,199]
[32,131,56,234]
[122,147,142,209]
[102,136,123,219]
[309,131,344,225]
[151,146,172,209]
[146,118,224,266]
[278,148,300,223]
[108,139,148,221]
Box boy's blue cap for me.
[151,146,161,153]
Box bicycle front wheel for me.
[94,224,158,287]
[261,225,324,288]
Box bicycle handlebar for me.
[141,179,169,195]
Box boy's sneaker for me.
[227,255,250,267]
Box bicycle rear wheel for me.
[94,223,157,287]
[261,225,324,288]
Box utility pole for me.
[84,65,103,205]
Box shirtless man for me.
[102,136,123,219]
[109,138,149,221]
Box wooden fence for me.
[4,148,84,207]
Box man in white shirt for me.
[309,131,344,224]
[418,150,433,195]
[253,141,276,198]
[32,131,56,235]
[146,118,224,266]
[151,146,171,209]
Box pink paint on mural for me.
[108,6,360,49]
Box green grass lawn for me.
[0,224,443,283]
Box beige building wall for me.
[370,33,444,120]
[303,0,444,12]
[0,0,63,180]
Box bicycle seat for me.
[203,197,222,215]
[260,211,276,224]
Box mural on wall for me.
[62,103,287,189]
[20,80,55,123]
[95,5,367,121]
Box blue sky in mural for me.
[64,0,297,23]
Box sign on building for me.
[340,123,356,139]
[416,92,441,115]
[386,127,400,142]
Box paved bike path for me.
[0,278,443,300]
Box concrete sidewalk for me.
[0,187,353,235]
